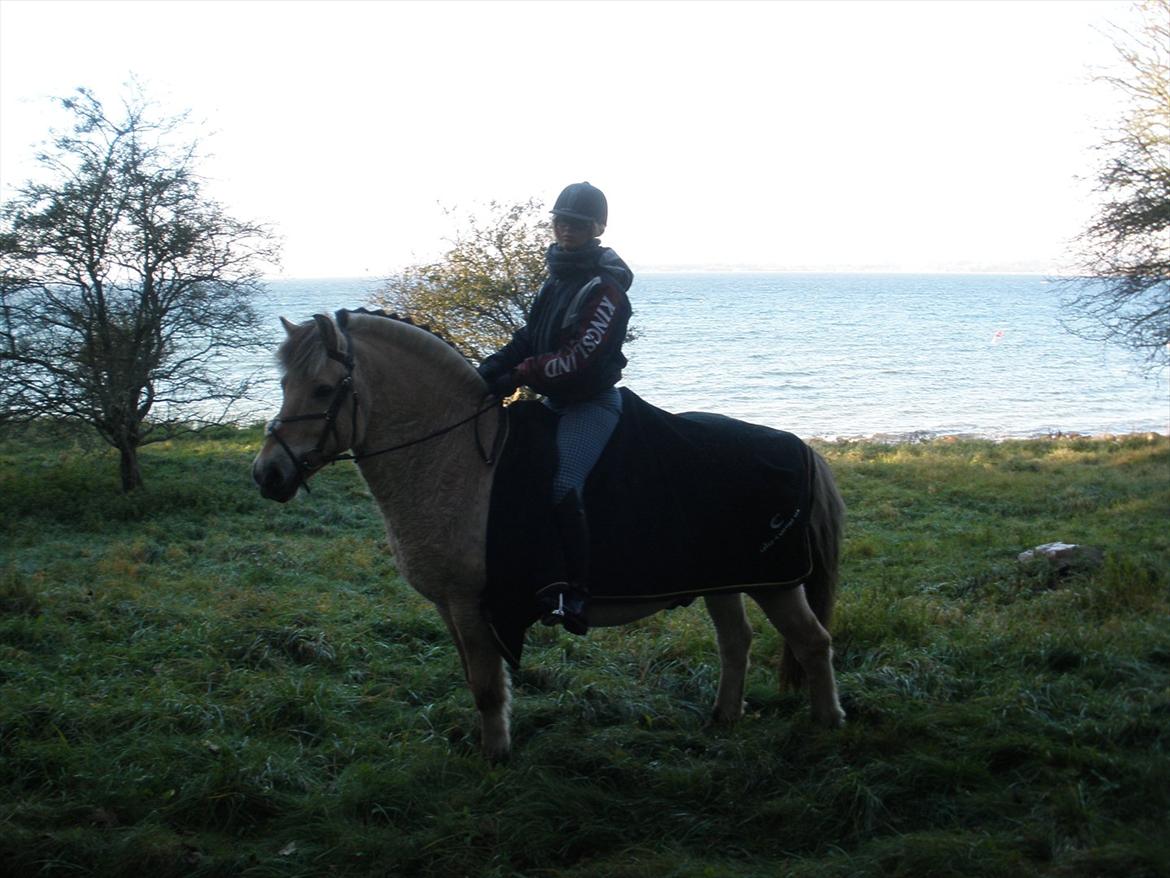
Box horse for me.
[252,310,846,759]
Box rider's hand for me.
[488,370,520,399]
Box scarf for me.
[545,240,603,280]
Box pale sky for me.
[0,0,1143,278]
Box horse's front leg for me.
[704,593,752,724]
[440,599,512,760]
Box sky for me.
[0,0,1145,279]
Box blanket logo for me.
[760,507,801,554]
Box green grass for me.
[1,426,1167,877]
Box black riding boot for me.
[537,489,591,635]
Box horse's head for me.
[252,313,364,502]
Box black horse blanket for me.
[482,388,815,668]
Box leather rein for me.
[265,326,504,492]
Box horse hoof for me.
[817,708,846,729]
[710,702,745,726]
[482,739,511,762]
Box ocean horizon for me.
[236,273,1169,442]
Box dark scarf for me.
[545,240,603,280]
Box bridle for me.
[266,344,359,489]
[265,325,504,493]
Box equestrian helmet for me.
[551,182,608,226]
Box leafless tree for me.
[1065,0,1169,371]
[0,85,279,491]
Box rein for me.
[266,324,504,491]
[335,396,503,465]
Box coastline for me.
[806,428,1169,446]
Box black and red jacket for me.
[479,242,633,403]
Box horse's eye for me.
[311,384,334,399]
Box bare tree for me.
[1065,0,1169,371]
[0,85,279,491]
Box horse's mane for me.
[341,308,469,358]
[277,308,474,382]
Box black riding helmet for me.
[551,181,608,226]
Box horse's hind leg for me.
[704,593,752,724]
[750,586,845,728]
[438,600,512,760]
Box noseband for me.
[265,327,504,493]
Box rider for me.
[477,182,634,635]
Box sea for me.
[237,273,1169,442]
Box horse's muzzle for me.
[253,455,301,503]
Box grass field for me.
[1,426,1167,877]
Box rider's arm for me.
[477,324,533,391]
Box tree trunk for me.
[119,442,143,492]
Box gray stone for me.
[1017,542,1104,573]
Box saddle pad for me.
[483,388,814,667]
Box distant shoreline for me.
[262,269,1078,283]
[806,429,1169,445]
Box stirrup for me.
[539,589,569,627]
[537,583,588,634]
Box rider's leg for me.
[538,388,622,634]
[541,487,591,634]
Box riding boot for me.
[537,489,591,636]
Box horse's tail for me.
[780,448,844,691]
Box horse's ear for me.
[280,316,297,336]
[312,313,340,354]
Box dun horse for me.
[252,310,846,759]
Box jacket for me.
[478,242,633,403]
